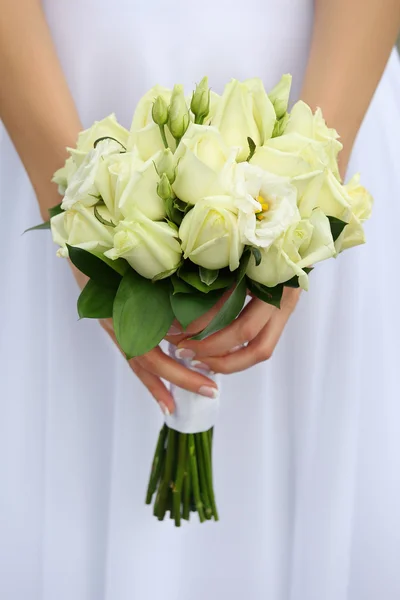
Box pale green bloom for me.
[212,78,276,161]
[51,203,115,258]
[105,210,182,280]
[173,124,231,205]
[247,209,336,290]
[179,195,244,271]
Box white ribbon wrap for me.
[164,343,221,433]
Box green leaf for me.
[113,270,174,358]
[171,275,194,295]
[246,137,256,162]
[284,276,300,289]
[166,220,179,232]
[170,289,224,330]
[49,203,63,219]
[67,244,121,289]
[284,267,313,289]
[192,278,247,340]
[238,248,251,283]
[199,267,219,286]
[251,247,262,267]
[328,216,347,242]
[165,197,183,226]
[25,201,64,233]
[179,266,234,293]
[24,221,51,233]
[90,252,130,277]
[247,279,283,308]
[77,279,116,319]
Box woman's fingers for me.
[194,288,301,374]
[176,297,276,359]
[136,346,218,398]
[129,359,176,415]
[100,319,176,414]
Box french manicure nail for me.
[167,325,183,336]
[159,402,170,416]
[199,386,219,399]
[175,348,195,360]
[191,360,214,374]
[230,344,244,353]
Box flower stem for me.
[195,434,212,520]
[182,462,191,521]
[159,125,169,149]
[145,424,168,504]
[153,451,166,518]
[188,434,205,523]
[201,430,219,521]
[173,433,187,527]
[157,428,177,520]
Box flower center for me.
[255,195,270,221]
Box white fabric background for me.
[1,1,400,598]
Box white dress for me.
[1,1,400,599]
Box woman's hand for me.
[101,320,218,416]
[71,264,218,417]
[173,287,301,374]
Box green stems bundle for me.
[146,424,218,526]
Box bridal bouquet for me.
[30,75,372,525]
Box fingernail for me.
[167,325,183,336]
[191,360,214,374]
[175,348,195,360]
[159,402,171,416]
[230,344,244,353]
[198,386,219,399]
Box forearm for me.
[0,0,81,218]
[301,0,400,172]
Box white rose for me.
[294,169,352,221]
[53,114,129,193]
[105,210,182,279]
[284,101,342,177]
[50,203,115,258]
[179,195,244,271]
[100,151,137,220]
[231,162,300,248]
[251,133,331,177]
[52,155,77,195]
[206,91,221,123]
[173,124,231,205]
[335,174,373,252]
[118,152,166,221]
[127,85,175,160]
[61,139,123,210]
[247,209,336,290]
[212,78,276,161]
[76,113,129,152]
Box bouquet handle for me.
[164,342,221,434]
